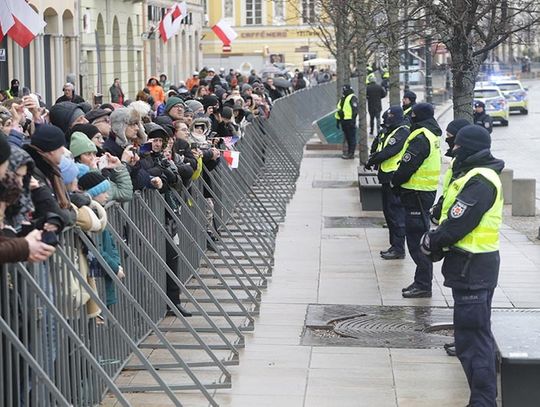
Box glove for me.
[70,192,92,208]
[429,202,442,226]
[420,232,444,262]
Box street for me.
[440,79,540,204]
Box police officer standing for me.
[335,84,359,160]
[366,106,409,260]
[420,125,504,407]
[391,103,442,298]
[473,101,493,134]
[402,90,417,121]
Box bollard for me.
[512,178,536,216]
[500,168,513,204]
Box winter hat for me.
[474,101,486,109]
[455,125,491,152]
[79,172,110,197]
[143,122,169,140]
[411,103,434,122]
[49,102,85,133]
[69,132,97,158]
[241,83,252,92]
[185,100,203,113]
[403,91,417,103]
[0,133,10,164]
[202,95,219,110]
[214,87,226,101]
[153,115,174,136]
[59,156,79,185]
[31,124,66,152]
[382,106,404,127]
[78,102,93,114]
[165,97,185,114]
[446,119,470,137]
[85,108,111,123]
[221,106,233,120]
[77,163,90,178]
[70,123,101,140]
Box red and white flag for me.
[223,150,240,169]
[211,19,238,46]
[0,0,46,48]
[158,1,187,43]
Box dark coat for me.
[366,82,386,113]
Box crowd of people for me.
[0,67,289,321]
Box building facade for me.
[0,0,78,106]
[201,0,332,72]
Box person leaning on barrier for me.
[420,125,503,407]
[365,106,409,260]
[335,84,359,160]
[391,103,442,299]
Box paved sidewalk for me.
[206,150,540,407]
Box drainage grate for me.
[324,216,385,228]
[312,180,358,189]
[303,304,540,349]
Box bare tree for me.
[416,0,540,120]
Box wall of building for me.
[201,0,332,72]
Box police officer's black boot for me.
[402,285,432,298]
[380,249,405,260]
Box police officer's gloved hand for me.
[364,158,374,171]
[390,182,401,195]
[429,203,442,225]
[420,232,444,262]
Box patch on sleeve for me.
[484,122,491,128]
[402,152,412,162]
[388,137,396,145]
[450,201,468,218]
[352,102,358,108]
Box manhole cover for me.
[332,314,424,338]
[324,216,385,228]
[312,180,358,188]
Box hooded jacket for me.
[427,150,505,290]
[4,145,35,231]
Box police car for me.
[495,79,528,115]
[473,84,509,126]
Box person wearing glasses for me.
[55,83,85,104]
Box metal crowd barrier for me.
[0,81,339,406]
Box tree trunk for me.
[387,0,401,106]
[357,45,369,164]
[450,43,479,122]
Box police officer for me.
[391,103,442,298]
[366,106,409,260]
[420,125,504,407]
[402,90,417,121]
[473,101,493,134]
[335,84,359,160]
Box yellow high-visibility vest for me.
[377,125,409,173]
[400,127,441,191]
[440,167,503,253]
[335,93,355,120]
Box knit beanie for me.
[403,91,417,103]
[70,123,101,140]
[165,97,185,114]
[143,122,169,139]
[0,133,10,164]
[382,106,404,127]
[455,125,491,152]
[69,132,97,158]
[446,119,470,137]
[411,103,434,122]
[59,156,79,185]
[31,124,66,152]
[185,100,203,113]
[49,102,85,133]
[79,172,110,197]
[221,106,233,120]
[202,95,219,111]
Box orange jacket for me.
[186,77,200,91]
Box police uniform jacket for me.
[368,121,410,184]
[427,150,505,290]
[391,117,442,205]
[473,111,493,134]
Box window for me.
[273,0,285,25]
[302,0,315,24]
[246,0,262,25]
[223,0,234,23]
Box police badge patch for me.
[484,122,491,128]
[402,152,412,162]
[388,137,396,145]
[450,201,467,218]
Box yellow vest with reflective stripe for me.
[377,125,409,173]
[440,167,503,253]
[442,158,455,195]
[403,106,412,116]
[400,127,441,191]
[335,94,354,120]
